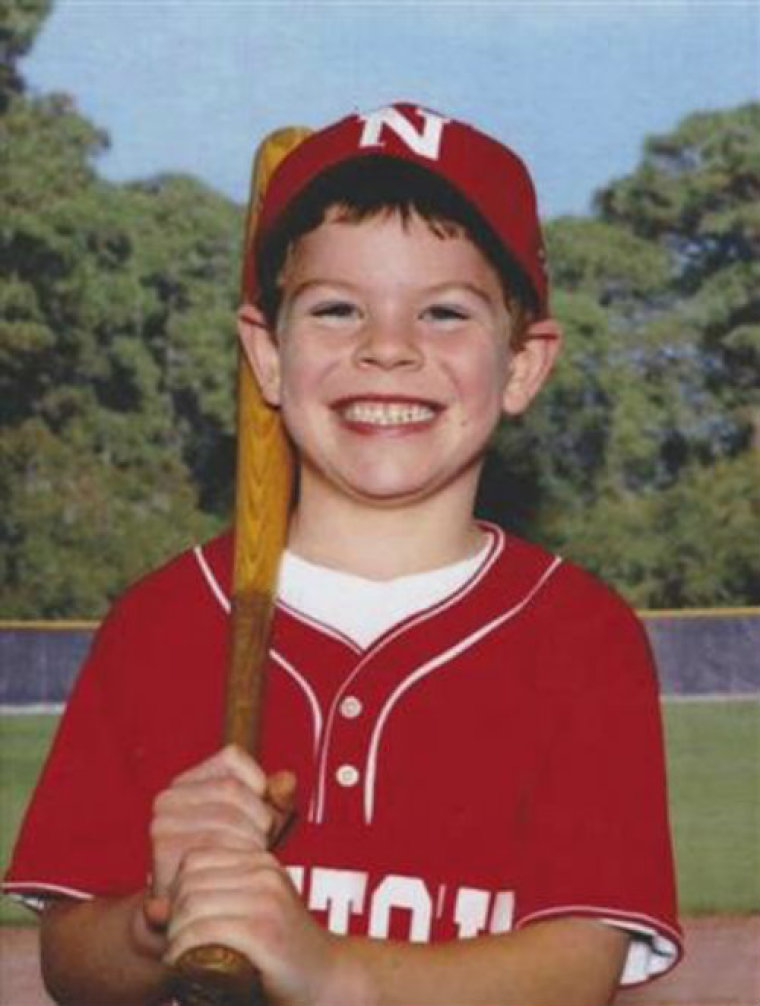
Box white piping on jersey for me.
[194,529,553,827]
[516,905,682,983]
[360,525,504,654]
[361,555,563,824]
[277,598,362,653]
[2,880,94,911]
[270,652,323,758]
[270,651,324,823]
[275,524,503,651]
[192,543,363,654]
[193,544,328,821]
[516,904,683,950]
[193,545,231,614]
[312,529,505,823]
[312,529,507,822]
[194,526,502,625]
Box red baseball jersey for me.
[4,524,682,985]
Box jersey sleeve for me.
[3,600,155,905]
[3,540,231,909]
[514,586,683,985]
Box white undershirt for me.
[277,541,491,648]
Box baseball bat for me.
[173,125,311,1006]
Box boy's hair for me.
[256,156,539,343]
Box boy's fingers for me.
[154,779,274,837]
[266,770,297,813]
[173,745,267,795]
[176,847,280,878]
[266,771,298,847]
[143,892,171,931]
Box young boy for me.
[4,103,681,1005]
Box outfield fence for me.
[638,608,759,695]
[1,609,758,708]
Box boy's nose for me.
[353,319,423,370]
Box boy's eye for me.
[310,301,359,319]
[423,304,470,323]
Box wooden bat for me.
[173,125,311,1006]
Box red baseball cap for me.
[251,102,550,318]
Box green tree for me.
[596,103,760,454]
[1,5,243,616]
[0,0,51,105]
[0,419,211,617]
[492,104,760,606]
[596,104,760,290]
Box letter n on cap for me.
[358,107,449,160]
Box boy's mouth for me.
[333,397,440,428]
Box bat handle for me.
[173,944,264,1006]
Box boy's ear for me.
[237,303,281,406]
[501,321,563,417]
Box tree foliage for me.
[490,104,759,606]
[1,9,241,615]
[1,9,758,613]
[0,0,52,104]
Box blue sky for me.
[23,1,759,218]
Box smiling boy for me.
[244,207,534,569]
[5,104,681,1005]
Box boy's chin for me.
[304,461,480,512]
[326,478,434,508]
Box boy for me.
[4,103,681,1005]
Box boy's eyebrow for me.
[285,279,499,306]
[426,281,498,307]
[286,279,353,301]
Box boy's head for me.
[238,103,561,515]
[245,103,553,344]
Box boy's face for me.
[240,210,555,512]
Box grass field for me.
[1,699,758,925]
[1,715,60,926]
[663,697,760,915]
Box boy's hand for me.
[149,745,297,901]
[165,848,342,1006]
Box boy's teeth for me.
[342,401,435,425]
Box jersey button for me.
[339,695,363,719]
[335,764,360,787]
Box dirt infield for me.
[1,916,758,1005]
